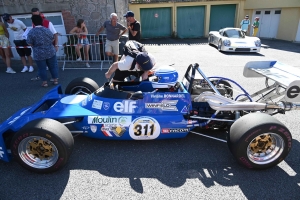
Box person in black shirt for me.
[123,11,140,42]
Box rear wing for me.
[243,61,300,102]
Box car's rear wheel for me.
[228,113,292,169]
[11,118,74,173]
[218,40,222,51]
[208,35,212,45]
[65,77,99,95]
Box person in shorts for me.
[70,19,90,68]
[3,13,34,73]
[0,16,15,73]
[95,13,127,62]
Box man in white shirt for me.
[3,13,34,73]
[105,52,155,82]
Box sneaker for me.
[21,66,28,73]
[29,66,34,72]
[46,67,49,70]
[6,68,16,74]
[86,63,90,68]
[76,57,82,61]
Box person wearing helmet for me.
[240,15,250,35]
[252,17,260,37]
[105,52,156,82]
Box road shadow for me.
[0,126,299,198]
[260,38,300,54]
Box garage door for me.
[296,19,300,42]
[252,9,281,38]
[140,7,172,38]
[177,6,205,38]
[209,4,236,31]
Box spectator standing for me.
[96,13,127,62]
[30,7,59,80]
[252,17,260,37]
[70,19,90,68]
[27,15,58,87]
[2,13,34,73]
[124,11,141,42]
[0,16,15,73]
[240,15,251,35]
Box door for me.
[209,4,236,31]
[252,9,281,38]
[296,19,300,42]
[5,12,67,59]
[140,7,172,38]
[177,6,205,38]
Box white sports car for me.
[208,28,261,52]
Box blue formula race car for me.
[1,62,300,173]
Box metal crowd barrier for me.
[0,34,128,70]
[56,34,119,70]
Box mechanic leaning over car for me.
[105,50,156,82]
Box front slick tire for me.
[65,77,99,95]
[228,113,292,169]
[11,118,74,173]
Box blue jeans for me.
[35,55,58,81]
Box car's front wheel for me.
[11,118,74,173]
[218,40,222,51]
[65,77,99,95]
[228,113,292,169]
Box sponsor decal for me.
[287,85,300,99]
[151,94,163,98]
[0,147,4,158]
[92,100,103,110]
[129,116,161,140]
[82,98,87,106]
[7,108,31,125]
[82,126,90,130]
[90,125,97,133]
[101,124,126,137]
[181,106,188,113]
[101,125,113,137]
[145,100,178,111]
[164,94,185,98]
[88,94,93,101]
[114,100,136,113]
[103,102,110,110]
[88,116,131,126]
[161,128,190,133]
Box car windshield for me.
[223,29,243,38]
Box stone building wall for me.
[0,0,129,33]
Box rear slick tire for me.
[228,113,292,169]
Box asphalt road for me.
[0,38,300,199]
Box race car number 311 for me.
[129,116,161,140]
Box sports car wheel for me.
[228,113,292,169]
[208,35,212,45]
[218,40,222,51]
[11,118,74,173]
[65,77,99,95]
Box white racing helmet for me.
[149,66,179,88]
